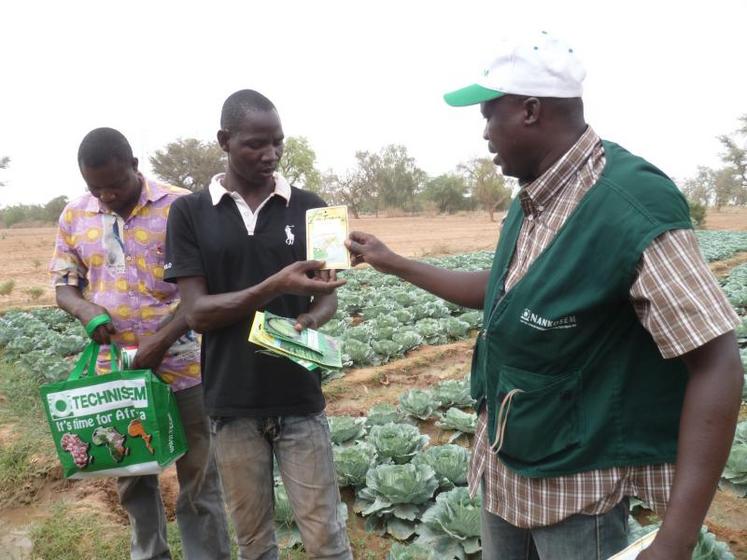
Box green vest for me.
[472,141,693,478]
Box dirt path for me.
[711,252,747,277]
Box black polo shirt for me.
[163,184,327,417]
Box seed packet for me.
[306,205,351,270]
[607,529,658,559]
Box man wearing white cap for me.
[347,31,743,559]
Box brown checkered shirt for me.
[467,126,740,528]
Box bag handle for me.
[68,313,122,381]
[68,342,123,381]
[85,313,112,338]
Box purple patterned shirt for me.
[50,175,201,391]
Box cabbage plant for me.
[392,330,423,352]
[343,338,375,366]
[441,317,471,339]
[412,444,469,488]
[415,486,482,559]
[436,408,477,442]
[371,339,403,362]
[334,442,377,488]
[400,389,437,420]
[721,421,747,497]
[387,542,434,560]
[693,526,736,560]
[328,415,366,445]
[415,318,448,345]
[432,379,474,409]
[366,404,405,428]
[367,423,429,464]
[456,311,482,329]
[354,462,438,540]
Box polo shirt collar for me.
[519,126,600,217]
[208,173,292,207]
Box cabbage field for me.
[1,230,746,559]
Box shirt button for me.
[126,256,132,261]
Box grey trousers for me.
[117,384,230,560]
[211,413,353,560]
[481,498,630,560]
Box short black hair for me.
[77,127,133,167]
[220,89,276,131]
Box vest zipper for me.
[481,289,507,340]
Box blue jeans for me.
[117,384,231,560]
[481,498,629,560]
[211,413,352,560]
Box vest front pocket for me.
[495,365,581,465]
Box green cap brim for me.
[443,84,504,107]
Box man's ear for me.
[217,129,230,152]
[131,157,139,171]
[523,97,541,125]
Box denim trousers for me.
[481,498,630,560]
[117,384,231,560]
[211,412,353,560]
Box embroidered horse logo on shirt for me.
[284,225,295,246]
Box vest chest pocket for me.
[495,365,581,465]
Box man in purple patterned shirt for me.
[51,128,230,560]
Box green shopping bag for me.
[40,339,188,479]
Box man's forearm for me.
[150,305,191,349]
[654,332,743,554]
[55,285,94,320]
[386,255,489,309]
[185,277,278,333]
[306,293,337,328]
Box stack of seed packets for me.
[607,529,659,560]
[306,205,351,269]
[249,311,343,371]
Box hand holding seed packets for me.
[306,205,351,270]
[249,311,343,371]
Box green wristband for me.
[85,313,111,338]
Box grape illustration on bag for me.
[60,433,92,469]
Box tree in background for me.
[149,138,226,192]
[459,158,512,221]
[1,203,45,227]
[44,196,69,223]
[0,156,9,187]
[687,198,706,228]
[682,165,741,210]
[717,114,747,206]
[681,166,715,207]
[278,136,322,192]
[321,170,369,219]
[354,145,426,215]
[681,114,747,209]
[422,174,471,214]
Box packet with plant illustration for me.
[306,205,351,270]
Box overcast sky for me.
[1,0,746,206]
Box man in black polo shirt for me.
[164,89,352,560]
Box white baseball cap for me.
[444,31,586,106]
